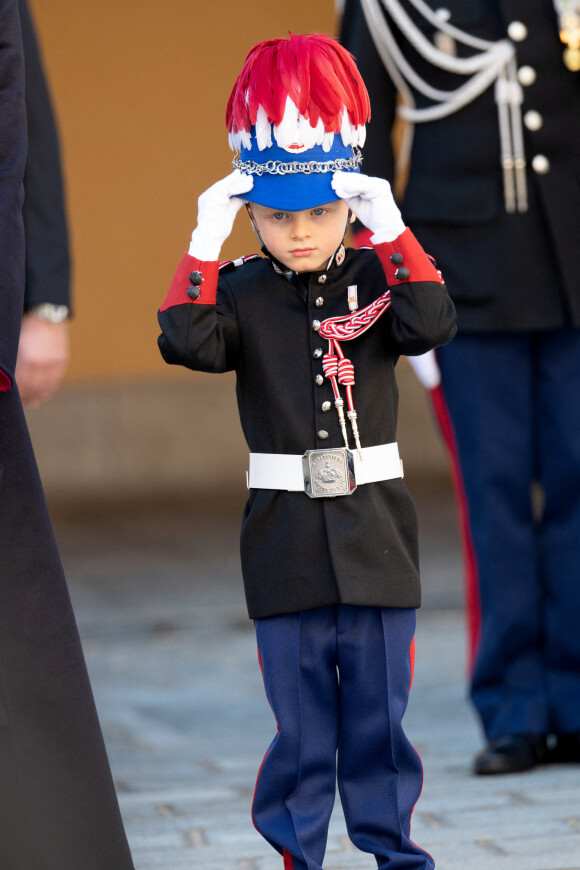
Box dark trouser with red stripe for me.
[437,329,580,740]
[253,605,433,870]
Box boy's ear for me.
[349,212,356,224]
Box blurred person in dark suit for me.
[16,0,70,407]
[0,1,134,865]
[340,0,580,775]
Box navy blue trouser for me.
[253,605,434,870]
[437,329,580,739]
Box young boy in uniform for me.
[158,33,456,870]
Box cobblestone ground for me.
[53,486,580,870]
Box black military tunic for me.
[340,0,580,332]
[159,236,455,618]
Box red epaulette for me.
[219,254,261,273]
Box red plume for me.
[225,33,370,137]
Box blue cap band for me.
[234,133,361,211]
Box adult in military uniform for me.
[340,0,580,774]
[0,2,134,866]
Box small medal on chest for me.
[554,0,580,70]
[347,285,358,312]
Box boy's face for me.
[248,200,352,273]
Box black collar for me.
[263,242,347,280]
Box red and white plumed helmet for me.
[226,33,370,210]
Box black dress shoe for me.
[474,734,548,775]
[548,732,580,763]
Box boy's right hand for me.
[189,170,254,261]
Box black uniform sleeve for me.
[0,0,27,390]
[19,0,71,311]
[157,254,240,373]
[373,233,456,355]
[387,280,457,355]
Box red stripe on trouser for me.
[430,382,481,671]
[283,849,294,869]
[251,641,280,838]
[406,632,432,866]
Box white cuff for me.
[188,228,222,262]
[370,219,407,245]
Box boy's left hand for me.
[332,172,405,243]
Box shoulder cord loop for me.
[359,0,528,212]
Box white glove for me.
[189,170,254,261]
[407,350,441,389]
[331,171,405,244]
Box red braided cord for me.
[325,343,355,409]
[322,348,341,401]
[337,358,355,385]
[318,290,392,342]
[338,358,355,409]
[322,353,339,378]
[318,292,391,427]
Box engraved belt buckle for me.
[302,447,357,498]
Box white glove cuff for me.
[370,216,407,245]
[188,228,222,262]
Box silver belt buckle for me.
[302,447,357,498]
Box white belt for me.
[248,443,403,498]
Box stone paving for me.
[52,487,580,870]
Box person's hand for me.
[15,314,70,406]
[189,170,254,261]
[331,171,405,243]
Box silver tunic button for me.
[435,8,451,21]
[517,65,536,86]
[315,297,324,308]
[317,430,329,440]
[524,110,543,131]
[507,21,528,42]
[315,374,324,386]
[321,401,332,412]
[532,154,550,174]
[312,320,321,332]
[317,275,327,284]
[313,347,323,359]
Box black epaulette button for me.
[187,285,201,300]
[390,253,404,266]
[395,267,411,280]
[189,271,203,285]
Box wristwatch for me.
[28,303,70,324]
